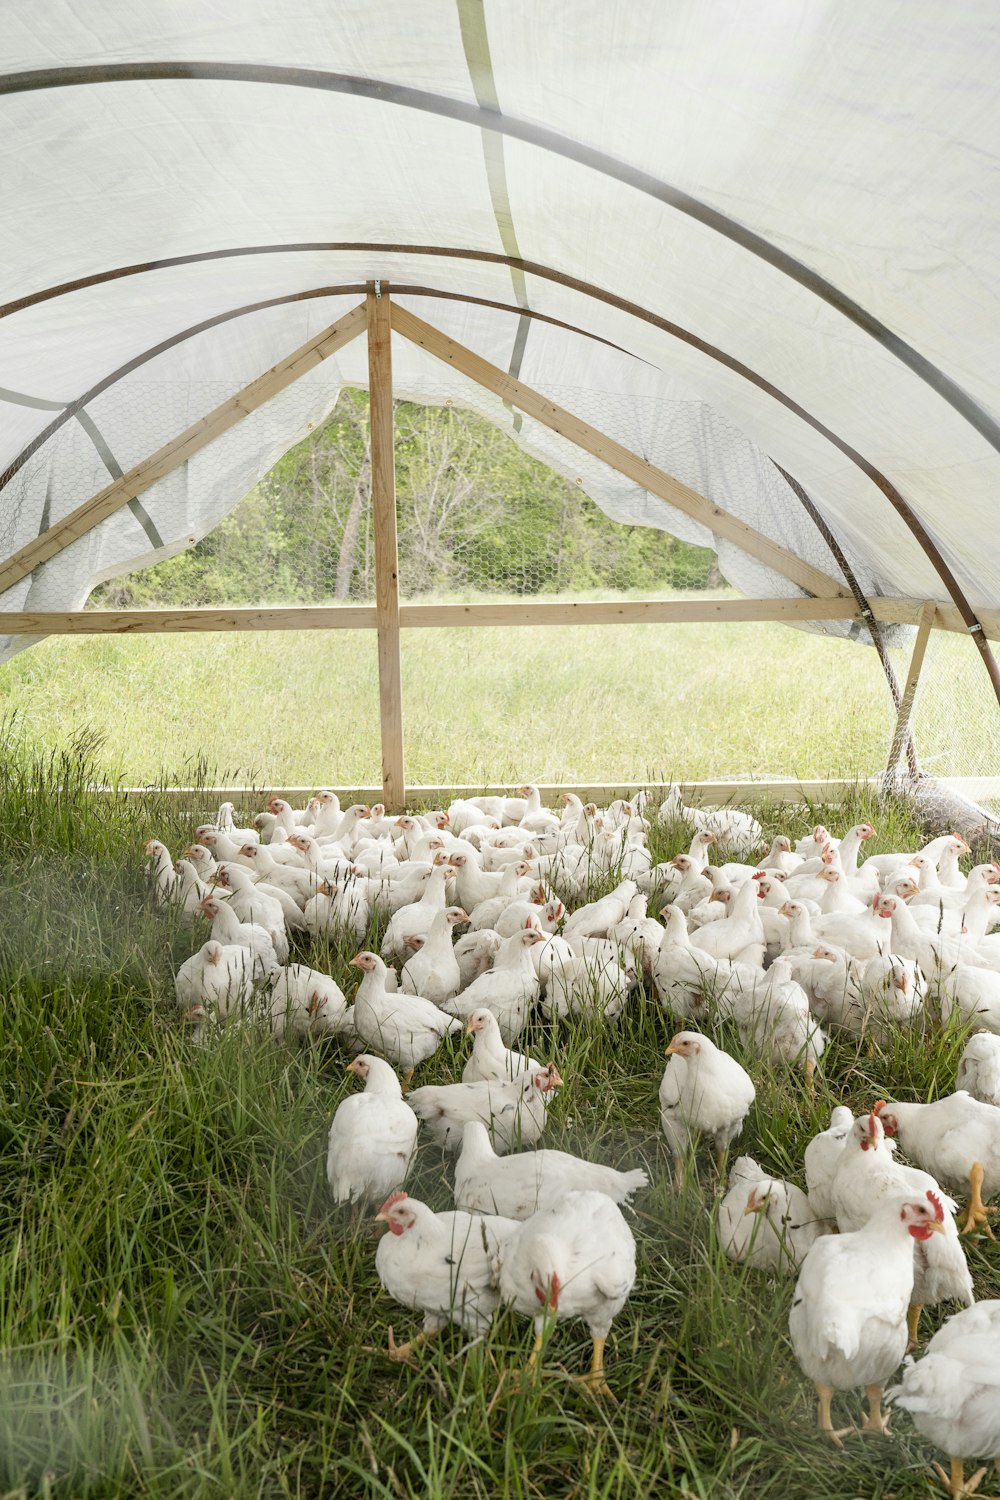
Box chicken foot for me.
[567,1336,616,1402]
[814,1383,854,1448]
[960,1162,996,1238]
[859,1384,891,1436]
[386,1325,439,1365]
[931,1456,989,1499]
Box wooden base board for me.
[101,776,997,809]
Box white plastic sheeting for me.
[2,0,1000,663]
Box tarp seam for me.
[456,0,530,432]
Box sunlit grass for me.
[0,727,996,1496]
[0,596,991,788]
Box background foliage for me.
[92,392,717,608]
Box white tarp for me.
[2,0,999,657]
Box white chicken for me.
[496,1189,636,1395]
[374,1191,520,1362]
[197,894,279,980]
[804,1105,857,1220]
[399,905,468,1003]
[717,1156,830,1272]
[349,951,462,1086]
[831,1110,974,1344]
[888,1300,1000,1500]
[437,928,544,1042]
[957,1034,1000,1107]
[658,1032,756,1186]
[144,839,177,907]
[406,1065,562,1153]
[269,964,347,1037]
[454,1119,648,1220]
[174,939,255,1020]
[326,1056,418,1209]
[461,1009,543,1084]
[789,1191,947,1444]
[875,1095,1000,1237]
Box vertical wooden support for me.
[885,601,937,776]
[367,283,405,811]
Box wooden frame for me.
[3,291,995,805]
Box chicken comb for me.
[872,1100,888,1116]
[926,1189,945,1222]
[867,1106,882,1134]
[375,1190,408,1218]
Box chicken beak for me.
[743,1192,764,1217]
[664,1039,682,1056]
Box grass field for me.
[0,597,992,787]
[0,729,997,1499]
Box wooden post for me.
[367,283,405,811]
[885,600,937,776]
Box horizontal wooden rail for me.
[1,595,997,638]
[0,596,864,633]
[102,776,994,808]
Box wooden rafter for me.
[0,302,368,598]
[389,302,849,601]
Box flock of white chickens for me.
[146,783,1000,1496]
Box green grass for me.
[0,726,997,1498]
[0,596,993,786]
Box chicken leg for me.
[400,1067,415,1093]
[860,1384,891,1436]
[386,1325,439,1364]
[961,1162,995,1237]
[907,1303,923,1349]
[575,1335,616,1401]
[815,1383,854,1447]
[931,1456,989,1499]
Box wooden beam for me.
[868,596,1000,643]
[0,606,378,634]
[110,777,913,808]
[0,596,862,635]
[367,285,405,812]
[399,597,859,628]
[886,600,937,775]
[7,593,1000,639]
[0,303,368,598]
[389,302,849,602]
